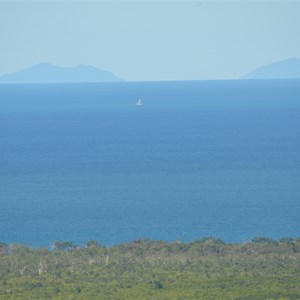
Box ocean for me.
[0,79,299,247]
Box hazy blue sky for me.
[0,1,299,81]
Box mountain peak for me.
[0,63,123,84]
[242,58,300,79]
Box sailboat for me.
[136,97,143,106]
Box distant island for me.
[0,63,123,84]
[242,57,300,79]
[1,59,300,84]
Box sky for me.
[0,0,300,81]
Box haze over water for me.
[0,80,299,247]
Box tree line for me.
[0,237,299,299]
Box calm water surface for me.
[0,80,299,246]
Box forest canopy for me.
[1,237,300,299]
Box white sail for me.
[136,97,143,106]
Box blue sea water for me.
[0,80,299,247]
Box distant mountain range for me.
[1,59,299,83]
[242,58,300,79]
[0,63,122,84]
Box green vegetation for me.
[1,237,300,299]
